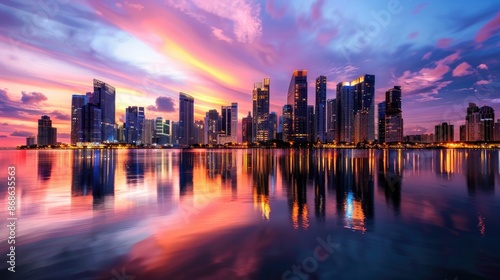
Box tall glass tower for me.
[315,75,327,142]
[92,79,116,142]
[252,78,270,142]
[179,92,194,146]
[287,70,308,142]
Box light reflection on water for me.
[0,149,499,280]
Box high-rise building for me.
[205,109,220,145]
[268,112,277,140]
[194,120,205,144]
[282,105,293,141]
[336,82,354,143]
[37,115,57,146]
[82,103,101,143]
[351,74,376,142]
[219,103,238,144]
[71,95,87,145]
[117,123,125,143]
[495,119,500,141]
[479,106,495,142]
[307,105,315,142]
[326,99,337,142]
[287,70,308,142]
[459,125,466,142]
[26,136,36,146]
[242,112,252,143]
[315,75,327,142]
[435,122,454,142]
[141,119,156,145]
[154,117,170,145]
[385,86,403,143]
[378,101,386,143]
[171,121,179,145]
[354,112,368,143]
[465,103,480,141]
[92,79,116,142]
[125,106,144,144]
[253,78,270,142]
[179,92,194,146]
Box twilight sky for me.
[1,0,500,147]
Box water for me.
[0,149,499,280]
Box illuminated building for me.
[282,105,293,141]
[315,75,327,142]
[326,99,337,142]
[435,122,454,142]
[378,101,386,143]
[252,78,270,142]
[92,79,116,142]
[336,82,354,143]
[71,95,87,145]
[179,92,194,146]
[287,70,308,142]
[385,86,403,143]
[351,74,376,142]
[242,112,253,143]
[37,115,57,146]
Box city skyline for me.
[1,1,500,147]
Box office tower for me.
[336,82,354,143]
[378,101,386,143]
[171,121,179,145]
[125,106,144,144]
[282,105,293,141]
[287,70,308,142]
[141,119,156,145]
[71,95,87,145]
[435,122,454,142]
[460,125,466,142]
[326,99,337,142]
[26,136,35,146]
[37,115,57,146]
[315,75,327,142]
[242,112,252,143]
[253,78,270,142]
[268,112,277,140]
[154,117,170,145]
[117,123,125,143]
[92,79,116,142]
[81,103,102,143]
[385,86,403,143]
[307,105,315,142]
[194,120,205,144]
[354,112,368,143]
[479,106,495,141]
[205,109,220,145]
[495,120,500,141]
[351,74,376,142]
[179,92,194,146]
[277,116,284,141]
[465,103,480,141]
[220,103,238,144]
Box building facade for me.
[315,75,327,142]
[435,122,454,142]
[252,78,270,142]
[385,86,403,143]
[179,92,194,146]
[37,115,57,146]
[287,70,308,142]
[242,112,253,143]
[326,98,337,142]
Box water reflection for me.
[71,149,115,208]
[378,149,402,215]
[38,151,53,181]
[466,150,496,194]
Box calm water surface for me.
[0,149,499,280]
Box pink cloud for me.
[265,0,285,19]
[452,62,473,77]
[422,52,432,60]
[436,38,452,48]
[211,27,233,43]
[408,32,419,39]
[475,11,500,43]
[476,80,491,85]
[412,3,427,15]
[316,28,339,46]
[311,0,325,20]
[477,63,488,70]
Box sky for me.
[0,0,499,147]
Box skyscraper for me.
[92,79,116,142]
[219,103,238,144]
[466,103,480,141]
[253,78,270,142]
[71,94,87,145]
[378,101,386,143]
[435,122,454,142]
[336,82,354,143]
[141,119,156,145]
[37,115,57,146]
[194,120,205,144]
[82,103,101,143]
[460,125,466,142]
[282,105,293,141]
[326,99,337,142]
[307,105,315,142]
[268,112,277,140]
[479,106,495,141]
[495,120,500,141]
[179,92,194,146]
[242,112,252,143]
[125,106,144,144]
[385,86,403,143]
[205,109,220,145]
[287,70,308,142]
[315,75,327,142]
[351,74,376,142]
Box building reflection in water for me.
[38,151,54,181]
[335,150,374,232]
[179,151,194,196]
[125,150,145,185]
[252,149,271,221]
[71,149,115,209]
[282,149,310,230]
[434,149,459,181]
[313,150,326,223]
[207,151,237,197]
[377,149,402,215]
[156,152,174,210]
[466,150,496,195]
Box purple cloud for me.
[21,91,48,105]
[51,110,71,120]
[10,131,34,137]
[147,96,176,112]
